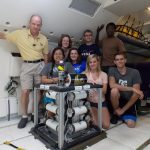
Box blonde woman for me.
[85,54,110,129]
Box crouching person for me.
[109,52,144,128]
[85,54,110,129]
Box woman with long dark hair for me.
[58,34,72,59]
[67,47,86,74]
[41,47,74,84]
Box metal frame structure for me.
[32,84,104,150]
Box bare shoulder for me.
[101,71,107,76]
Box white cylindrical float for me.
[79,100,90,108]
[79,114,91,122]
[46,103,58,114]
[67,106,87,117]
[66,91,87,101]
[68,121,88,133]
[46,119,58,131]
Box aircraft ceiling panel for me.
[104,0,150,17]
[0,0,149,43]
[0,0,118,41]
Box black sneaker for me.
[18,118,28,128]
[31,114,40,123]
[110,115,119,124]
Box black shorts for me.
[90,101,107,108]
[119,96,137,121]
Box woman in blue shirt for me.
[67,48,86,74]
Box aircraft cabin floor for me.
[0,114,149,150]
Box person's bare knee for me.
[22,89,30,97]
[111,88,119,96]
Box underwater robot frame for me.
[31,84,106,150]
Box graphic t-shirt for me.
[78,44,101,61]
[108,67,142,100]
[41,62,75,78]
[73,60,86,74]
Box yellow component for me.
[4,141,11,145]
[4,141,25,150]
[17,148,25,150]
[133,31,138,38]
[58,65,64,71]
[128,29,133,35]
[123,27,128,33]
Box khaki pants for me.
[20,61,44,90]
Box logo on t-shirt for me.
[119,79,127,86]
[82,49,95,57]
[53,66,58,73]
[82,52,91,56]
[74,65,80,73]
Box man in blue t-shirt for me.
[108,52,144,128]
[78,29,101,61]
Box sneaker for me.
[110,115,118,124]
[18,118,28,128]
[31,114,40,123]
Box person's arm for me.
[43,38,49,63]
[41,75,58,84]
[102,83,107,95]
[43,54,48,64]
[117,38,126,52]
[40,63,57,84]
[116,84,143,115]
[109,75,144,96]
[109,76,133,91]
[95,24,104,47]
[0,32,6,39]
[110,75,144,115]
[102,72,108,95]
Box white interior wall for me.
[0,40,53,118]
[0,41,12,98]
[0,40,20,118]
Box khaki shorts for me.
[20,61,44,90]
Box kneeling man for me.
[109,52,143,128]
